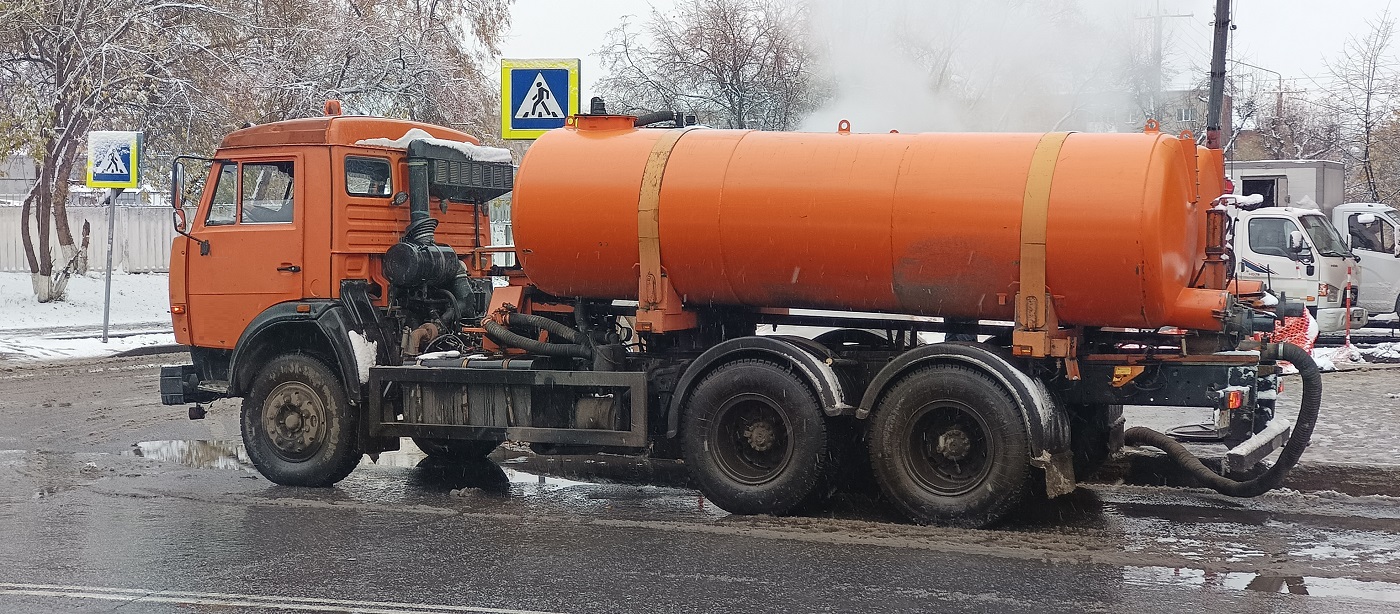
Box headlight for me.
[1318,283,1339,302]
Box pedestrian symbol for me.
[86,131,142,189]
[501,58,580,139]
[516,73,564,119]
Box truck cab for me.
[1232,206,1367,332]
[1334,202,1400,314]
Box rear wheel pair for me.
[682,360,1033,527]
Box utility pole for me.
[1139,2,1193,121]
[1205,0,1231,149]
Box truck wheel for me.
[412,437,499,460]
[241,354,361,486]
[681,359,830,515]
[868,365,1030,527]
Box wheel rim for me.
[903,400,994,496]
[261,381,328,462]
[708,393,793,485]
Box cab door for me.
[186,157,305,349]
[1348,211,1400,313]
[1237,215,1312,301]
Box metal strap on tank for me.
[1017,132,1071,336]
[637,127,696,322]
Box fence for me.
[3,201,516,274]
[0,205,188,273]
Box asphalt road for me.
[2,354,1399,613]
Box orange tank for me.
[512,119,1230,331]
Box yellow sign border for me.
[501,58,581,140]
[86,131,142,189]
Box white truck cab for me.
[1334,202,1400,314]
[1232,206,1368,332]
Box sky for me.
[496,0,1391,119]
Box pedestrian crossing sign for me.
[501,58,580,140]
[86,131,142,189]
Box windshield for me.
[1298,214,1349,257]
[1388,210,1400,225]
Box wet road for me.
[3,354,1400,613]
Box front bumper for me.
[1314,306,1368,333]
[160,364,220,405]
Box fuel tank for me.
[512,119,1230,331]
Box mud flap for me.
[1032,450,1077,498]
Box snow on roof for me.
[355,128,513,164]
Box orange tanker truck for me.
[160,101,1320,527]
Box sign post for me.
[501,58,581,140]
[86,131,142,343]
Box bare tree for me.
[0,0,249,301]
[0,0,511,302]
[595,0,827,130]
[1320,8,1400,202]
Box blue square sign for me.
[501,59,580,139]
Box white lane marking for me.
[0,583,565,614]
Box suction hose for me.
[481,314,593,360]
[1124,342,1321,497]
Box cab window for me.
[205,163,239,226]
[1349,213,1396,253]
[1247,217,1300,258]
[346,156,391,197]
[241,162,295,224]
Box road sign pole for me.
[101,187,122,343]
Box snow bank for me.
[0,272,169,330]
[0,271,173,361]
[355,128,513,163]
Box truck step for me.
[1222,418,1292,476]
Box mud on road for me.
[4,353,1400,611]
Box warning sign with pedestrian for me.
[86,131,143,189]
[501,58,580,139]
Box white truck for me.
[1333,202,1400,314]
[1230,205,1367,332]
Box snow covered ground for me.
[0,271,175,361]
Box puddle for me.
[127,440,255,473]
[1126,566,1400,603]
[128,439,593,490]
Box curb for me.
[114,344,189,358]
[1095,449,1400,498]
[494,449,1400,499]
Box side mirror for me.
[1287,230,1306,251]
[172,208,187,233]
[171,164,185,211]
[1357,213,1377,225]
[1287,230,1313,261]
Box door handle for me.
[277,264,301,273]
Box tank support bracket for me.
[1012,131,1078,371]
[636,127,698,333]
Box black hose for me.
[403,216,439,245]
[482,319,593,359]
[1124,342,1320,497]
[634,110,682,127]
[506,313,585,345]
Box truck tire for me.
[868,365,1030,527]
[241,354,361,486]
[681,359,830,515]
[412,437,499,460]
